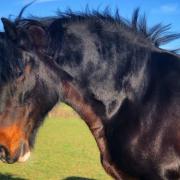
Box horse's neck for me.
[47,29,151,119]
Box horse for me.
[1,8,180,179]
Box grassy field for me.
[0,104,111,180]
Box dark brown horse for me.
[0,8,180,179]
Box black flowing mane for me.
[14,7,180,53]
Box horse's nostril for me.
[0,145,7,161]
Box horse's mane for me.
[14,6,180,53]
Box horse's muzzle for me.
[0,142,31,163]
[0,145,16,163]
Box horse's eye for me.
[17,70,23,77]
[16,59,24,77]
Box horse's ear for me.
[1,18,17,41]
[27,25,47,49]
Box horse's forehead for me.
[0,32,5,41]
[0,38,6,53]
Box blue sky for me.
[0,0,179,49]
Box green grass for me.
[0,105,111,180]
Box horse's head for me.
[0,31,31,163]
[0,18,62,163]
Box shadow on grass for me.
[0,173,27,180]
[63,177,96,180]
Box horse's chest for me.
[108,128,180,179]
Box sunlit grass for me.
[0,104,111,180]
